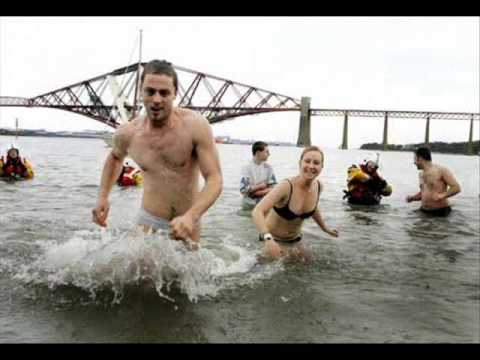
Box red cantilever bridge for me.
[1,62,479,151]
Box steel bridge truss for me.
[0,62,301,128]
[1,62,478,127]
[310,109,479,121]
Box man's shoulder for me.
[429,163,449,176]
[177,108,208,124]
[242,160,262,174]
[177,109,211,142]
[113,119,140,147]
[263,162,274,170]
[434,163,449,172]
[436,164,456,179]
[241,161,253,171]
[116,117,141,135]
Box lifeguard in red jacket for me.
[0,147,30,179]
[343,153,392,205]
[116,162,143,187]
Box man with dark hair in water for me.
[92,59,223,249]
[406,146,461,216]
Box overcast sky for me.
[0,16,478,148]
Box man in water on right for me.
[406,146,461,217]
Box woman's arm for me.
[252,180,289,234]
[312,208,338,237]
[252,181,290,258]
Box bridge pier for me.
[297,96,311,147]
[424,115,430,145]
[341,111,348,149]
[468,114,474,155]
[382,112,389,151]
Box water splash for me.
[13,228,273,304]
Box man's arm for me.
[406,191,422,202]
[240,168,268,197]
[267,169,277,186]
[253,166,277,196]
[183,116,223,223]
[250,187,271,198]
[92,128,129,227]
[406,172,423,202]
[249,182,268,194]
[247,165,277,198]
[438,167,461,200]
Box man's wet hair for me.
[415,146,432,161]
[141,59,178,93]
[252,141,268,155]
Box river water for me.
[0,136,478,343]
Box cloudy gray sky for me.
[1,16,478,148]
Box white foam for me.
[13,228,282,304]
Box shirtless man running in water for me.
[406,146,461,217]
[92,60,223,248]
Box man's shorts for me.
[420,206,452,217]
[136,208,170,232]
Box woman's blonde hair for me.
[299,146,324,166]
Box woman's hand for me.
[264,239,283,258]
[326,228,339,237]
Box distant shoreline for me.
[1,129,478,154]
[360,141,480,155]
[0,128,111,139]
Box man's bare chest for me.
[421,170,442,189]
[128,132,195,171]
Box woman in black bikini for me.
[252,146,338,259]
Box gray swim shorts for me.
[136,208,170,232]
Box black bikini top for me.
[273,179,320,220]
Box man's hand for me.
[170,213,196,240]
[257,182,268,190]
[92,198,110,227]
[249,182,267,194]
[406,195,415,203]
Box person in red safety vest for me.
[1,147,29,179]
[117,162,140,187]
[344,153,392,205]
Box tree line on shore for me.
[360,141,479,155]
